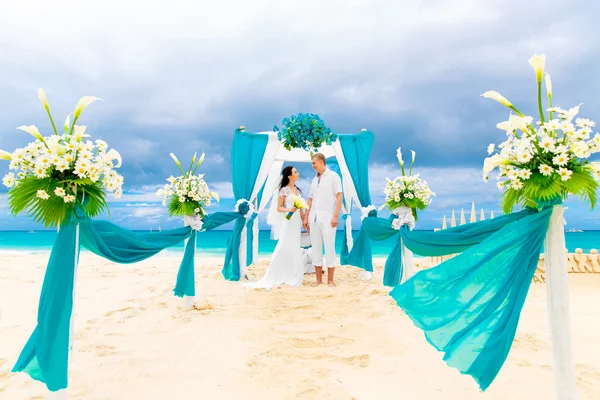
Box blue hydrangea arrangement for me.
[274,113,337,153]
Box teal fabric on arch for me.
[12,221,79,392]
[390,207,553,390]
[223,131,269,281]
[338,131,374,270]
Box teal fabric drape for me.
[357,205,555,390]
[338,131,374,268]
[12,221,79,392]
[13,219,192,392]
[391,207,552,390]
[223,131,269,281]
[174,230,197,297]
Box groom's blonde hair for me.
[312,153,326,164]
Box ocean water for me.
[1,230,600,257]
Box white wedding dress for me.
[242,186,305,290]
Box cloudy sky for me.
[1,0,600,231]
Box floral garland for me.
[156,152,219,217]
[0,90,123,227]
[482,54,599,213]
[381,148,435,220]
[274,113,337,153]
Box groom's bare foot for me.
[327,281,336,287]
[312,281,322,287]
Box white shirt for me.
[308,168,343,223]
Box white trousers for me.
[309,221,337,268]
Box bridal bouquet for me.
[0,90,123,227]
[381,148,435,219]
[285,195,308,220]
[156,152,219,217]
[274,113,337,154]
[482,54,599,213]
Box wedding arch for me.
[216,127,376,281]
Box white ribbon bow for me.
[391,206,416,231]
[184,214,204,231]
[234,199,255,219]
[360,205,377,221]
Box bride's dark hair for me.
[279,165,302,193]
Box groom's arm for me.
[331,174,343,228]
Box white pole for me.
[544,205,578,399]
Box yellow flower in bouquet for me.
[285,195,308,220]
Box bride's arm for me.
[276,194,295,213]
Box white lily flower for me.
[73,125,89,142]
[481,91,513,108]
[74,96,102,118]
[528,54,546,82]
[105,149,122,168]
[509,115,533,132]
[411,150,416,163]
[64,114,71,133]
[17,125,45,142]
[487,143,495,155]
[545,74,552,97]
[396,147,404,166]
[0,149,11,160]
[483,154,506,174]
[38,89,50,111]
[170,152,182,167]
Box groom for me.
[303,153,343,287]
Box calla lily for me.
[64,114,71,133]
[38,89,49,111]
[73,125,90,142]
[545,74,553,97]
[211,192,220,202]
[17,125,45,142]
[483,154,508,175]
[73,96,102,118]
[105,149,122,168]
[481,91,513,108]
[0,149,11,160]
[170,152,182,167]
[396,147,404,166]
[170,152,186,175]
[528,54,546,82]
[411,150,416,163]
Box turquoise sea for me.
[1,230,600,256]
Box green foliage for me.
[167,195,206,217]
[7,176,109,228]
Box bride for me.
[243,166,307,290]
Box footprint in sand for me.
[103,306,139,323]
[289,336,354,349]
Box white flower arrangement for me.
[156,152,219,217]
[482,54,599,212]
[381,148,435,219]
[0,89,123,227]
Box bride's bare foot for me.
[312,281,322,287]
[328,281,336,287]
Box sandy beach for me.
[1,253,600,399]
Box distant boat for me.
[566,229,584,233]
